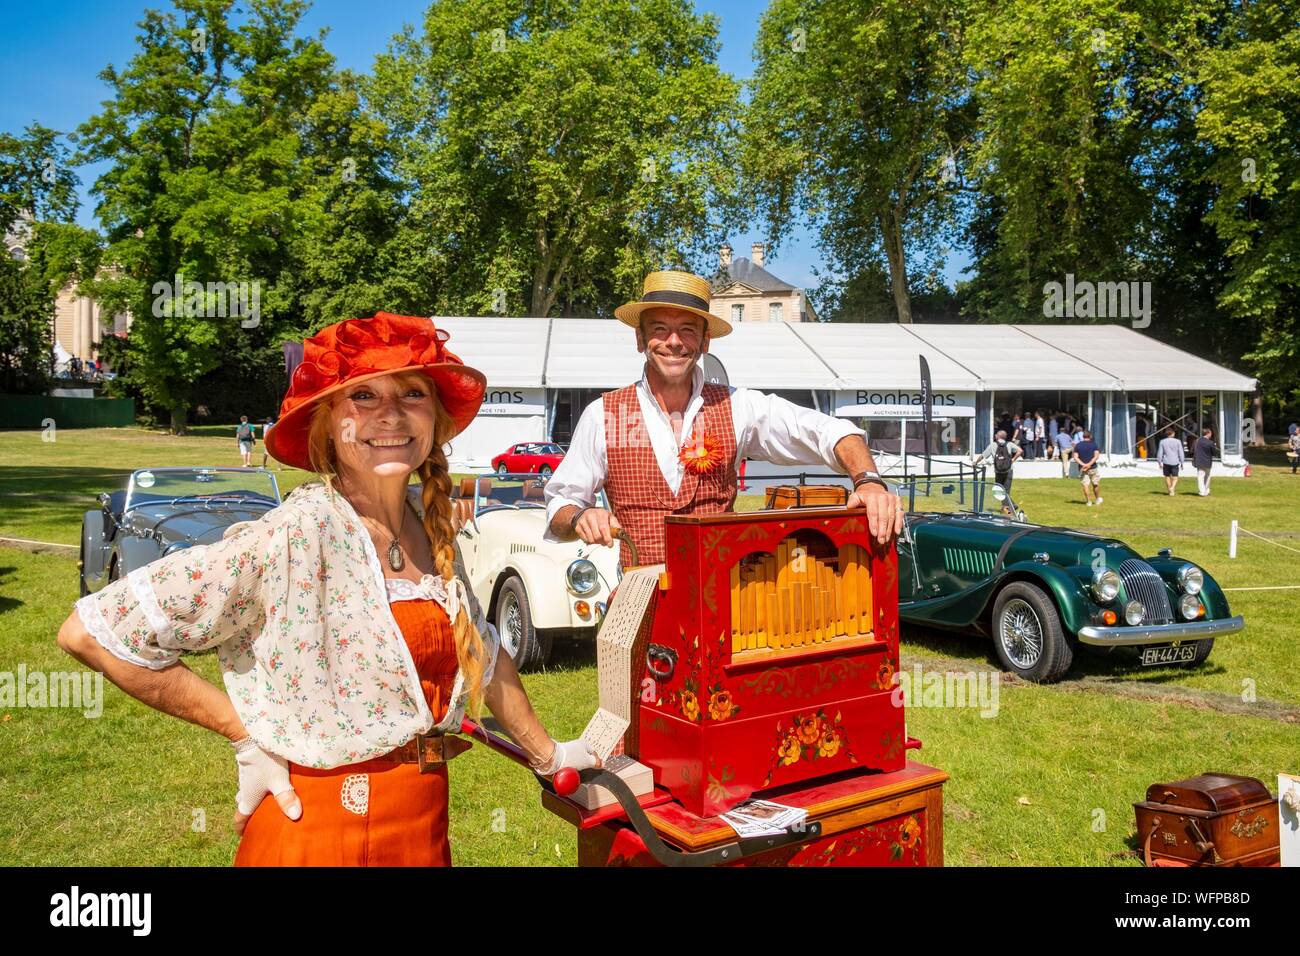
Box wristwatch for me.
[852,470,887,491]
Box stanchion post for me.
[1229,519,1238,559]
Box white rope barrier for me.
[1236,526,1300,556]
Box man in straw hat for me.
[545,270,904,567]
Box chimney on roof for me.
[751,242,765,268]
[719,242,732,269]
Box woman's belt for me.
[382,733,473,772]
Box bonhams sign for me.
[479,387,544,416]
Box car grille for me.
[1119,558,1174,624]
[510,544,536,554]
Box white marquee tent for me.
[436,317,1255,474]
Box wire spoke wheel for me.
[499,590,523,659]
[999,598,1043,669]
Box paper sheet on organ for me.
[595,564,663,722]
[580,707,630,762]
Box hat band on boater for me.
[641,289,710,311]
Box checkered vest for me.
[602,382,738,566]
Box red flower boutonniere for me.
[679,430,724,474]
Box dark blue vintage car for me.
[79,467,282,595]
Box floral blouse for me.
[74,481,500,768]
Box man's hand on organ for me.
[845,483,905,546]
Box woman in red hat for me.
[57,312,599,866]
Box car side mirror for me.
[98,492,111,508]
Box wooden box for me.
[1134,773,1279,867]
[763,484,849,509]
[631,508,906,818]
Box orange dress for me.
[234,598,460,866]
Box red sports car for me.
[491,442,565,476]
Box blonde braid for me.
[419,422,488,721]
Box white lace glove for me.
[531,737,601,775]
[233,737,301,819]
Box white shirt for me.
[544,365,863,541]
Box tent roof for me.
[789,322,982,390]
[436,317,549,388]
[1012,324,1257,392]
[430,317,1255,394]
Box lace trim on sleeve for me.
[74,593,177,670]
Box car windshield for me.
[472,476,605,514]
[127,468,280,508]
[891,474,1020,518]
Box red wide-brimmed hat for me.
[266,312,486,472]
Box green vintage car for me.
[893,473,1244,683]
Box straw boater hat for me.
[266,312,486,472]
[614,270,732,338]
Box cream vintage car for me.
[451,475,620,669]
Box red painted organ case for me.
[625,508,911,818]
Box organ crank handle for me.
[611,526,639,567]
[460,718,580,797]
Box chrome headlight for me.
[1177,564,1204,595]
[566,558,599,596]
[1179,594,1203,620]
[1090,568,1121,603]
[162,540,191,556]
[1124,600,1145,626]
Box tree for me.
[744,0,976,324]
[367,0,742,317]
[959,0,1210,323]
[75,0,339,431]
[0,125,91,393]
[1197,0,1300,413]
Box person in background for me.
[973,430,1022,513]
[997,412,1014,441]
[1054,424,1075,477]
[236,415,256,467]
[1072,421,1084,444]
[1033,411,1047,460]
[1156,426,1185,496]
[1072,430,1102,506]
[261,417,276,470]
[1135,414,1150,459]
[1020,411,1036,461]
[1289,429,1300,474]
[1192,427,1218,497]
[1047,413,1060,460]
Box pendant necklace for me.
[384,508,407,572]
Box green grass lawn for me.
[1,426,1297,866]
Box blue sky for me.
[1,0,968,292]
